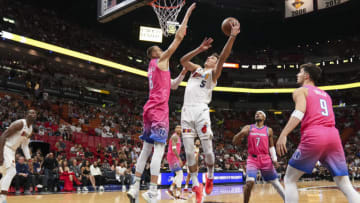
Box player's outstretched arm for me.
[180,37,214,72]
[171,67,188,90]
[213,21,240,83]
[232,125,250,145]
[276,88,307,156]
[0,121,23,165]
[159,3,196,66]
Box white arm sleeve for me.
[269,146,277,162]
[21,138,31,160]
[170,74,185,90]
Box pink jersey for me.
[301,85,335,132]
[247,124,269,156]
[166,133,181,164]
[143,59,171,115]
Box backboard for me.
[98,0,152,23]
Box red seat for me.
[101,137,107,147]
[74,133,83,144]
[94,136,101,147]
[88,136,95,149]
[81,134,89,147]
[48,136,57,145]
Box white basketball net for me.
[150,0,185,37]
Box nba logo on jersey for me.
[292,149,302,160]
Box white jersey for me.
[183,67,216,106]
[6,119,32,151]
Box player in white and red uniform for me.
[0,109,36,203]
[184,138,200,192]
[180,21,240,203]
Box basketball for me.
[221,17,240,36]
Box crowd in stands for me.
[0,87,359,194]
[1,0,360,88]
[0,0,359,195]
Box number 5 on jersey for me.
[200,80,206,88]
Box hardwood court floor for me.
[8,181,360,203]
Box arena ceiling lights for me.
[2,31,360,94]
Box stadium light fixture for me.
[2,31,360,94]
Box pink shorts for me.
[246,154,278,181]
[289,126,348,176]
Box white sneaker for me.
[82,187,88,192]
[122,185,126,192]
[127,185,139,203]
[142,191,157,203]
[99,186,105,192]
[77,187,81,193]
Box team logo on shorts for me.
[292,149,302,160]
[201,124,207,133]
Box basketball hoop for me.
[149,0,185,37]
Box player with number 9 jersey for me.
[288,84,348,176]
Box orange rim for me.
[149,0,185,9]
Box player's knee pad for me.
[175,170,183,188]
[135,142,153,174]
[150,142,165,176]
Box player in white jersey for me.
[0,109,36,203]
[184,138,200,192]
[179,21,240,203]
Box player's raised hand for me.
[185,3,196,16]
[199,37,214,51]
[230,20,240,37]
[276,134,287,156]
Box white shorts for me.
[181,104,213,140]
[0,146,15,173]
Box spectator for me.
[59,160,81,192]
[116,161,132,191]
[14,156,32,195]
[101,159,112,173]
[55,138,66,155]
[70,144,78,154]
[90,161,106,192]
[41,152,58,193]
[29,157,43,193]
[80,160,95,192]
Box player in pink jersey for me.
[127,4,196,203]
[166,125,183,199]
[233,111,285,203]
[277,63,360,203]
